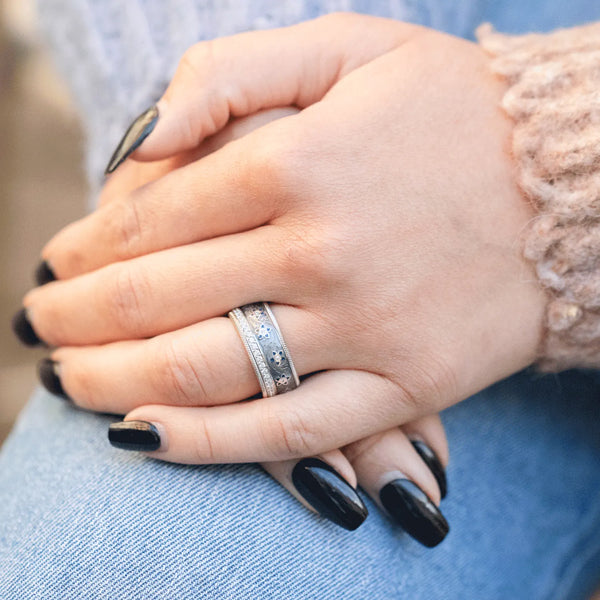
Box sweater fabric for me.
[479,23,600,372]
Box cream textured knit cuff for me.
[477,22,600,372]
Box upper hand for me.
[21,13,546,464]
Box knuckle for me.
[244,134,306,204]
[173,41,221,147]
[390,378,422,414]
[50,223,89,275]
[314,11,419,44]
[416,354,458,407]
[279,230,327,281]
[315,11,358,27]
[343,431,386,466]
[67,364,102,412]
[260,406,316,459]
[179,40,216,82]
[392,354,459,415]
[27,297,67,347]
[194,413,216,463]
[277,224,347,291]
[155,338,210,406]
[111,198,144,260]
[110,265,150,337]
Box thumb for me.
[105,13,418,173]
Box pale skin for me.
[45,104,451,519]
[21,14,547,516]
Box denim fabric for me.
[3,0,600,598]
[1,369,599,599]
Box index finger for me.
[40,108,300,280]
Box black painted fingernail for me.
[105,106,159,174]
[11,308,42,347]
[291,457,368,531]
[108,420,161,451]
[380,478,449,547]
[411,440,448,499]
[34,260,56,286]
[38,358,69,400]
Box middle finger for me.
[41,117,294,279]
[22,226,310,347]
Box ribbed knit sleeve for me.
[477,22,600,372]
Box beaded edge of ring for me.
[263,303,300,389]
[228,307,277,397]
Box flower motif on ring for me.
[270,350,286,367]
[275,373,291,387]
[248,305,267,320]
[256,323,272,340]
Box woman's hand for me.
[31,106,452,544]
[19,14,545,468]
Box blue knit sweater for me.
[35,0,598,200]
[34,0,484,199]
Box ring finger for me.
[39,305,346,414]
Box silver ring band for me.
[228,302,300,397]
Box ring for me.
[228,302,300,397]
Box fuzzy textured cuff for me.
[477,22,600,372]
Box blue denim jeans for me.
[3,0,600,598]
[1,368,599,599]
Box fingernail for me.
[291,457,368,531]
[380,478,449,547]
[34,260,56,286]
[108,420,162,451]
[411,440,448,499]
[11,308,42,347]
[38,358,70,400]
[105,106,159,174]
